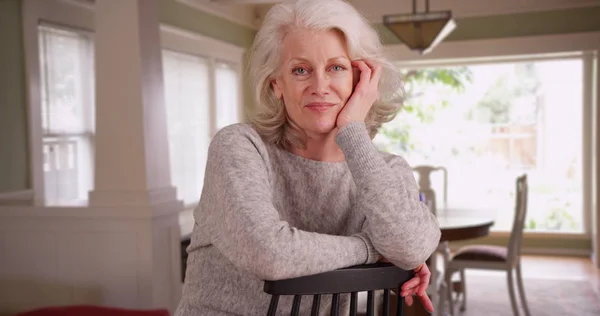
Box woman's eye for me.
[292,67,308,75]
[332,65,345,71]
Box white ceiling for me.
[181,0,600,29]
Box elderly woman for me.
[175,0,441,315]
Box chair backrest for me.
[263,262,414,316]
[412,165,447,215]
[507,174,528,266]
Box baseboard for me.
[520,247,591,257]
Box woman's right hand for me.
[335,60,381,130]
[378,258,435,313]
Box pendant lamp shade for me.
[383,1,456,54]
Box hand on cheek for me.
[336,59,381,130]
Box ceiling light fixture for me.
[383,0,456,55]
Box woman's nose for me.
[310,72,330,96]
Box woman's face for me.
[271,29,354,136]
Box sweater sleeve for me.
[336,122,441,270]
[195,125,379,281]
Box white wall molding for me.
[0,202,182,220]
[593,50,600,269]
[0,204,182,313]
[383,31,600,65]
[0,190,35,206]
[160,24,246,63]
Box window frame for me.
[159,24,245,139]
[38,22,95,206]
[23,1,245,208]
[384,33,599,244]
[394,54,590,233]
[161,48,212,209]
[23,0,95,206]
[159,26,245,233]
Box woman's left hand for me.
[401,263,434,313]
[335,59,381,129]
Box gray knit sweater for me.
[174,122,441,316]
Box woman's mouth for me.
[305,102,336,113]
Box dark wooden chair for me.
[263,262,414,316]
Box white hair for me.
[249,0,404,149]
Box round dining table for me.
[427,208,496,316]
[437,213,496,242]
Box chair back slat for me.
[290,295,301,316]
[366,290,375,316]
[396,291,404,316]
[508,174,528,266]
[330,293,340,316]
[264,263,414,316]
[267,295,279,316]
[349,292,358,316]
[310,294,321,316]
[382,289,391,316]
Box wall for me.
[0,0,29,194]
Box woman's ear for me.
[271,79,283,100]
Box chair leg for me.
[515,263,531,316]
[507,269,520,316]
[445,268,455,316]
[459,268,467,312]
[437,280,446,315]
[441,242,454,316]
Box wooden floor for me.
[489,254,599,293]
[448,255,600,316]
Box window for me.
[162,50,242,207]
[376,57,585,233]
[38,24,95,206]
[162,50,211,206]
[215,61,241,130]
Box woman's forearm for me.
[336,122,441,270]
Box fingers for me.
[361,59,382,83]
[404,294,413,306]
[402,287,434,313]
[351,59,381,84]
[400,264,434,313]
[418,293,435,313]
[351,60,372,92]
[352,60,381,103]
[417,264,431,295]
[401,277,421,292]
